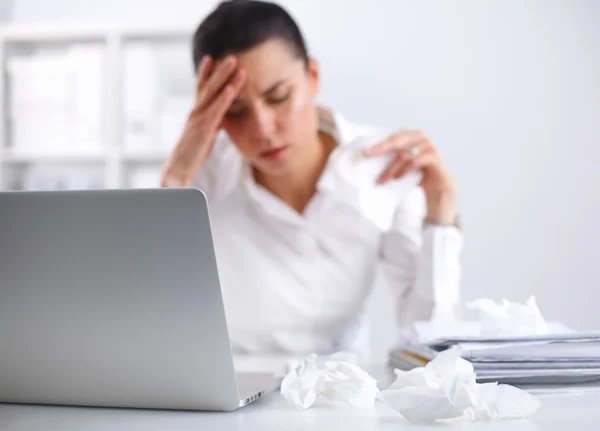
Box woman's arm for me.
[362,128,463,342]
[379,188,463,343]
[161,55,246,192]
[185,136,243,202]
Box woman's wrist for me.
[425,191,458,225]
[161,163,193,188]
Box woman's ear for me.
[307,57,320,97]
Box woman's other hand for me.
[363,130,458,225]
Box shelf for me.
[1,151,107,164]
[121,150,170,163]
[0,24,108,43]
[120,26,195,42]
[0,23,195,43]
[0,23,194,191]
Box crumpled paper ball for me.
[466,295,549,337]
[378,349,542,423]
[280,352,379,410]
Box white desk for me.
[2,364,600,431]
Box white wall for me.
[10,0,600,361]
[0,0,12,21]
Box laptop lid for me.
[0,188,240,411]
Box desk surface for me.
[2,364,600,431]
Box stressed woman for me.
[161,0,463,361]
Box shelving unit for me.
[0,23,197,191]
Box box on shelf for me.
[123,42,160,152]
[9,116,102,156]
[6,44,104,155]
[123,41,194,154]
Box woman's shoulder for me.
[319,107,423,231]
[321,106,392,150]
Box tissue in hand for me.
[317,143,422,231]
[378,349,541,423]
[280,352,379,410]
[466,295,549,337]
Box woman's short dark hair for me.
[192,0,309,71]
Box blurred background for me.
[0,0,599,361]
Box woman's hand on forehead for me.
[160,55,246,188]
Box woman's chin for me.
[253,151,296,175]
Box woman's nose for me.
[249,106,276,139]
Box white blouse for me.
[192,107,463,362]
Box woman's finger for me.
[197,56,237,109]
[363,130,425,157]
[377,152,410,184]
[195,55,214,103]
[206,69,247,125]
[401,137,432,158]
[376,139,431,183]
[394,150,437,179]
[377,145,437,184]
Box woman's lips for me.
[260,147,288,161]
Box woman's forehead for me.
[234,40,305,88]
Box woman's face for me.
[220,39,320,176]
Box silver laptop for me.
[0,188,280,411]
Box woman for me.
[162,0,463,361]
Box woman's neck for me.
[254,131,337,214]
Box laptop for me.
[0,188,280,411]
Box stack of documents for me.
[389,333,600,391]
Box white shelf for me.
[122,150,170,163]
[0,23,195,42]
[0,23,193,191]
[1,151,107,164]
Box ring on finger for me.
[408,146,420,157]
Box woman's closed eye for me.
[266,90,291,105]
[225,89,292,118]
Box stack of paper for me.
[389,333,600,391]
